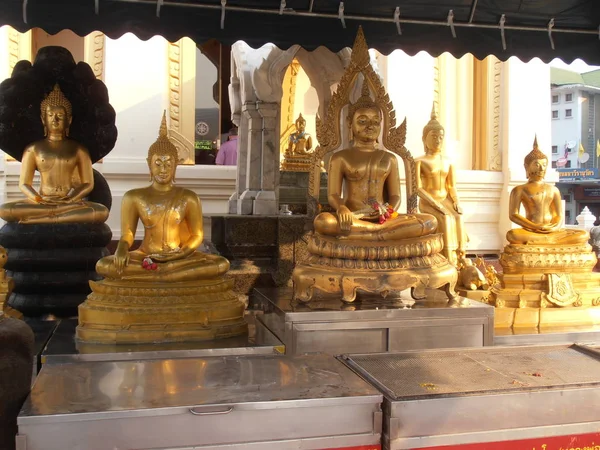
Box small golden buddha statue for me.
[506,137,588,245]
[292,27,459,304]
[77,113,246,344]
[281,113,316,172]
[492,136,600,329]
[0,84,108,224]
[313,84,437,241]
[286,113,313,157]
[416,107,467,265]
[0,246,21,319]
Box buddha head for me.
[347,81,381,145]
[524,136,548,181]
[40,84,72,138]
[295,114,306,133]
[422,105,444,154]
[147,112,179,185]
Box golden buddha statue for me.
[416,107,467,265]
[506,137,588,245]
[313,84,437,242]
[77,113,247,344]
[492,137,600,329]
[281,113,315,172]
[287,113,313,156]
[0,84,108,224]
[292,27,459,304]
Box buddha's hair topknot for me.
[147,111,179,163]
[524,136,547,166]
[347,80,379,122]
[40,83,72,117]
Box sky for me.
[549,58,600,74]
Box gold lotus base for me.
[491,243,600,328]
[76,277,247,344]
[293,233,459,303]
[281,157,312,172]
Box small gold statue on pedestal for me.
[292,28,459,304]
[0,247,22,319]
[0,84,108,224]
[77,113,247,344]
[281,113,314,172]
[493,137,600,328]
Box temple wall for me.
[0,27,552,251]
[0,28,235,240]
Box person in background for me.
[216,127,238,166]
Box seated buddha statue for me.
[286,113,313,157]
[313,84,437,241]
[77,113,246,344]
[506,137,588,246]
[293,27,458,305]
[96,113,229,282]
[0,84,108,224]
[416,108,467,265]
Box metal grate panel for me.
[344,345,600,400]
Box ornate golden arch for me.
[307,27,417,218]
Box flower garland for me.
[142,257,158,271]
[352,199,399,224]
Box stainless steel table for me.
[17,354,383,450]
[41,315,284,364]
[253,287,494,355]
[494,324,600,346]
[341,344,600,449]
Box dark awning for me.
[2,0,600,64]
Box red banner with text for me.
[419,432,600,450]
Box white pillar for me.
[237,102,261,215]
[253,102,280,215]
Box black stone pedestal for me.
[0,316,34,450]
[0,223,112,317]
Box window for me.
[552,110,559,119]
[552,94,559,103]
[552,145,558,154]
[555,160,572,168]
[564,194,572,203]
[566,93,573,102]
[565,109,572,118]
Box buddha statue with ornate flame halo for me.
[492,137,600,329]
[76,113,247,344]
[292,27,459,304]
[313,83,437,241]
[0,84,109,224]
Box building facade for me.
[551,67,600,223]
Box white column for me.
[254,102,280,215]
[237,102,262,215]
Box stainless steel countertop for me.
[20,353,382,423]
[254,287,493,322]
[341,344,600,401]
